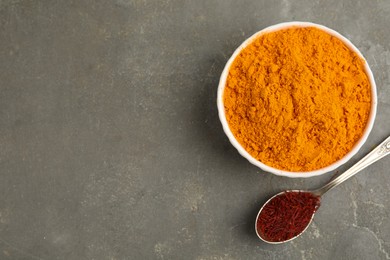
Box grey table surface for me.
[0,0,389,259]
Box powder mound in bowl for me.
[223,27,371,172]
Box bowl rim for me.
[217,21,378,178]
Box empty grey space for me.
[0,0,389,259]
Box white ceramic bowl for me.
[217,21,377,178]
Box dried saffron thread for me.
[256,191,321,242]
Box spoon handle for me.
[314,136,390,196]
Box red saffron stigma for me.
[256,191,321,242]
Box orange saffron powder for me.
[223,27,371,172]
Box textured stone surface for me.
[0,0,389,259]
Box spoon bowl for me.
[255,190,320,244]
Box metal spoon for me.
[255,135,390,244]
